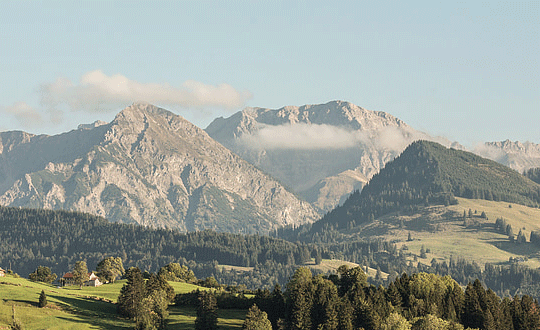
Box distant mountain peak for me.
[206,101,455,212]
[475,140,540,173]
[0,104,319,233]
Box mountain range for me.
[474,139,540,174]
[0,103,318,233]
[0,100,538,233]
[206,100,462,212]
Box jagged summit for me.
[475,139,540,173]
[0,103,319,233]
[206,100,453,212]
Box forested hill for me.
[307,140,540,233]
[0,205,310,278]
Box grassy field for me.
[0,275,244,329]
[363,197,540,268]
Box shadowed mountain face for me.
[206,100,458,212]
[0,103,319,233]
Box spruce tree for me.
[195,291,218,330]
[117,267,145,319]
[38,290,47,308]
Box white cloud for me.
[2,102,44,128]
[40,70,252,112]
[237,123,369,150]
[473,143,506,162]
[237,123,454,151]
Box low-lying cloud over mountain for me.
[237,123,451,152]
[207,100,460,212]
[474,140,540,174]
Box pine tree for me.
[243,304,272,330]
[286,267,314,330]
[462,281,484,329]
[195,291,218,330]
[117,267,145,319]
[420,245,427,259]
[38,290,47,308]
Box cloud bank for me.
[2,102,43,128]
[237,123,452,151]
[40,70,252,112]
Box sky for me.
[0,1,538,147]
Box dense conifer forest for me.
[3,204,540,302]
[178,266,540,330]
[0,206,307,281]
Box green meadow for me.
[368,197,540,268]
[0,275,245,329]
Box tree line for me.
[177,266,540,330]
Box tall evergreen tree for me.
[311,275,339,329]
[117,267,145,319]
[286,267,314,330]
[195,291,218,330]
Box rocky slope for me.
[0,103,318,233]
[475,140,540,174]
[206,100,458,212]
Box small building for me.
[0,267,5,277]
[86,272,102,287]
[61,272,102,287]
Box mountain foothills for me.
[300,140,540,235]
[206,100,460,212]
[0,103,318,233]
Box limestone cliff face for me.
[0,103,318,233]
[475,140,540,174]
[206,100,456,212]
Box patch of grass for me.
[0,276,131,329]
[370,198,540,268]
[0,276,246,329]
[167,306,246,329]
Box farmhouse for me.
[62,272,102,287]
[0,267,5,277]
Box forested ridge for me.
[299,140,540,234]
[4,204,540,302]
[0,205,310,281]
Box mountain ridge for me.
[307,140,540,234]
[206,100,458,212]
[0,102,319,233]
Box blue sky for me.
[0,1,538,146]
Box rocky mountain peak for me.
[206,100,451,212]
[0,103,319,233]
[475,140,540,173]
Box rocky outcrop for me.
[206,100,456,212]
[474,140,540,174]
[0,103,319,233]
